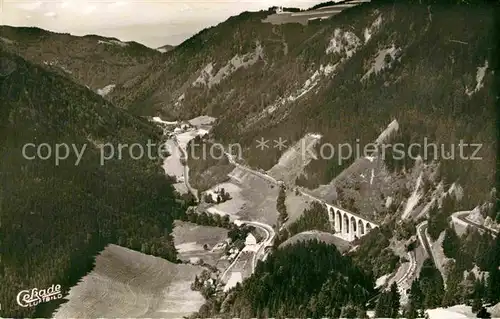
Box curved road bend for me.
[452,211,498,237]
[396,251,416,287]
[220,220,275,283]
[417,220,448,288]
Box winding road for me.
[452,211,498,237]
[396,251,416,287]
[173,138,199,202]
[247,221,275,272]
[219,220,275,285]
[417,221,432,259]
[415,211,498,289]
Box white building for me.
[245,233,257,246]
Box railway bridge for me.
[327,203,379,242]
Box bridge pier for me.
[325,203,378,242]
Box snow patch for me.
[97,39,128,47]
[326,28,362,58]
[426,304,474,319]
[375,274,390,288]
[375,119,399,144]
[97,84,115,97]
[287,63,338,102]
[364,15,382,43]
[465,60,488,96]
[151,117,178,125]
[361,44,401,81]
[385,196,393,208]
[192,42,264,88]
[447,182,464,202]
[256,63,337,120]
[401,172,423,219]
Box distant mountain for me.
[0,26,165,102]
[0,47,186,317]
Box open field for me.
[173,220,229,270]
[261,0,369,25]
[279,230,351,252]
[53,244,205,318]
[204,166,309,226]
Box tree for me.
[409,279,423,311]
[375,292,390,317]
[442,224,460,259]
[389,282,401,318]
[476,307,491,318]
[486,236,500,303]
[276,184,288,225]
[204,193,214,203]
[428,201,448,241]
[472,295,482,313]
[405,300,418,319]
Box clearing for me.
[173,220,229,270]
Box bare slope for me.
[53,245,204,318]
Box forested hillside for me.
[0,48,185,317]
[98,1,497,214]
[3,1,497,218]
[0,26,164,100]
[194,240,375,318]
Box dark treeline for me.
[404,258,445,318]
[350,223,401,278]
[401,229,500,317]
[274,201,330,247]
[179,209,231,228]
[178,210,254,246]
[440,226,500,308]
[0,49,186,317]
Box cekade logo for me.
[16,284,63,307]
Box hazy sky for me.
[1,0,323,48]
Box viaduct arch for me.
[328,204,378,242]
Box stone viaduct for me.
[325,203,379,242]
